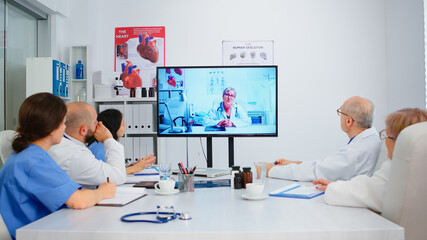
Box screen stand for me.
[228,137,234,167]
[186,137,189,168]
[206,137,234,168]
[207,137,213,168]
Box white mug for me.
[155,180,175,192]
[246,183,264,197]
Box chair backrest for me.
[382,121,427,240]
[0,213,11,240]
[0,130,16,167]
[374,141,388,172]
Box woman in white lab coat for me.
[314,108,427,213]
[203,87,252,128]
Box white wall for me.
[55,0,425,169]
[387,0,426,112]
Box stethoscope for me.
[217,104,239,118]
[121,206,192,223]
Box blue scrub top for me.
[0,144,80,240]
[88,141,106,162]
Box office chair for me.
[382,122,427,240]
[374,141,388,172]
[0,130,16,168]
[0,213,11,240]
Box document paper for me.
[97,186,147,206]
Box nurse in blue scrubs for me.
[203,87,252,127]
[0,93,116,240]
[87,108,156,174]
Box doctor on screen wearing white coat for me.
[203,87,252,128]
[266,96,381,182]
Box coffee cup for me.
[246,183,264,197]
[154,179,175,192]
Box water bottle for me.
[76,60,84,79]
[77,87,87,102]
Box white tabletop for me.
[16,178,403,240]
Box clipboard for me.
[269,183,324,199]
[96,187,147,207]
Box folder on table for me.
[269,183,324,199]
[96,186,147,207]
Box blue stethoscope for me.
[121,206,192,223]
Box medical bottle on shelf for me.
[136,87,142,98]
[75,60,84,79]
[149,87,155,97]
[234,173,242,189]
[241,167,253,189]
[77,87,87,102]
[230,166,241,188]
[130,88,136,98]
[142,87,147,97]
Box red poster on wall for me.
[114,26,165,91]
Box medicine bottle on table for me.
[130,88,136,98]
[234,173,242,189]
[241,167,253,189]
[230,166,241,188]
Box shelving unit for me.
[94,98,158,165]
[69,46,91,103]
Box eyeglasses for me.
[224,93,235,98]
[379,129,396,141]
[336,108,351,117]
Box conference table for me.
[17,177,404,240]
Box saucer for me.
[154,189,179,195]
[242,193,269,201]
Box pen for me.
[191,165,197,174]
[180,162,188,175]
[107,177,110,183]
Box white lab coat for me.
[268,127,381,182]
[203,102,252,127]
[48,134,126,188]
[324,159,391,213]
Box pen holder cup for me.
[178,173,195,192]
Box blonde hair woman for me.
[314,108,427,213]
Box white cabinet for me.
[26,57,70,99]
[69,45,92,103]
[94,98,157,165]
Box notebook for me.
[96,186,147,206]
[269,183,324,199]
[172,168,229,178]
[205,126,226,131]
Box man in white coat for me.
[49,102,126,188]
[266,96,381,182]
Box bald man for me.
[266,96,381,182]
[48,102,126,188]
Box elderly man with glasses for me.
[266,96,381,182]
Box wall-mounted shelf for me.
[69,45,92,103]
[94,97,156,103]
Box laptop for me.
[172,168,229,178]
